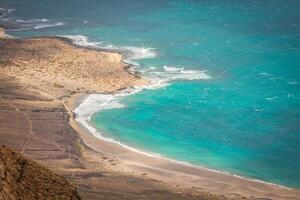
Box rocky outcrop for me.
[0,146,81,200]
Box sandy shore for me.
[71,95,300,200]
[0,27,299,200]
[0,26,10,38]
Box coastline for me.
[0,28,226,200]
[70,93,300,200]
[1,27,300,200]
[70,91,297,191]
[60,32,300,199]
[73,93,293,190]
[0,26,10,38]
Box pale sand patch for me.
[0,33,299,200]
[0,26,9,38]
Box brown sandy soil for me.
[0,36,146,100]
[0,30,299,200]
[0,146,81,200]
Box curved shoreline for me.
[1,26,300,199]
[64,33,295,191]
[73,83,293,191]
[70,92,300,199]
[62,34,300,199]
[73,94,294,190]
[61,35,300,199]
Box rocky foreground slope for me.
[0,146,81,200]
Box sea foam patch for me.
[123,46,157,60]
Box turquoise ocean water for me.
[1,0,300,188]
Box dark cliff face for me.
[0,146,81,200]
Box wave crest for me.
[61,35,101,48]
[0,7,15,16]
[16,18,49,23]
[34,22,64,29]
[0,8,65,31]
[123,46,157,60]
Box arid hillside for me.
[0,146,81,200]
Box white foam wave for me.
[265,96,278,101]
[0,7,15,14]
[259,72,272,76]
[123,46,157,60]
[1,10,65,32]
[0,7,15,19]
[34,22,64,29]
[149,65,210,82]
[61,35,102,48]
[10,21,65,31]
[16,18,49,23]
[163,66,183,72]
[6,8,15,13]
[287,81,297,85]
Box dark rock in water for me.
[0,146,81,200]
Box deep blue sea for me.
[1,0,300,188]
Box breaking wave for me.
[0,8,65,31]
[34,22,64,29]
